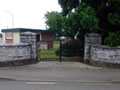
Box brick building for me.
[1,28,54,48]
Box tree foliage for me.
[62,3,99,39]
[45,0,120,44]
[62,12,79,39]
[76,3,99,32]
[45,11,63,37]
[108,13,120,26]
[107,0,120,27]
[104,32,120,47]
[58,0,120,41]
[58,0,105,15]
[58,0,80,15]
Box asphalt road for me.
[0,62,120,82]
[0,80,120,90]
[0,62,120,90]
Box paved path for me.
[28,61,103,70]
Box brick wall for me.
[41,32,54,41]
[41,32,54,48]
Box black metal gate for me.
[37,40,83,62]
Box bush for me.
[56,40,84,57]
[104,32,120,47]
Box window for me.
[6,32,13,39]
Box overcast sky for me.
[0,0,61,31]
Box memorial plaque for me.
[97,51,109,59]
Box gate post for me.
[59,40,62,62]
[20,32,38,63]
[84,33,102,63]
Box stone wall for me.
[0,31,38,67]
[37,42,48,50]
[20,32,37,60]
[0,43,32,66]
[84,33,120,68]
[84,33,102,62]
[89,45,120,68]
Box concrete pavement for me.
[0,61,120,83]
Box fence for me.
[37,40,83,62]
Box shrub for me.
[56,40,84,57]
[104,32,120,47]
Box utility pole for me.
[4,10,14,28]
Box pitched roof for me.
[1,28,55,33]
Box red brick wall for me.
[41,32,54,41]
[41,32,54,48]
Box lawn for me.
[38,43,60,59]
[37,43,83,61]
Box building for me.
[0,33,2,40]
[0,33,2,43]
[1,28,54,44]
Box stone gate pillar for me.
[84,33,102,63]
[20,32,37,62]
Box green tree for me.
[58,0,120,41]
[76,3,99,32]
[62,12,79,39]
[62,3,99,39]
[58,0,80,15]
[58,0,104,15]
[104,32,120,47]
[45,11,63,37]
[107,0,120,28]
